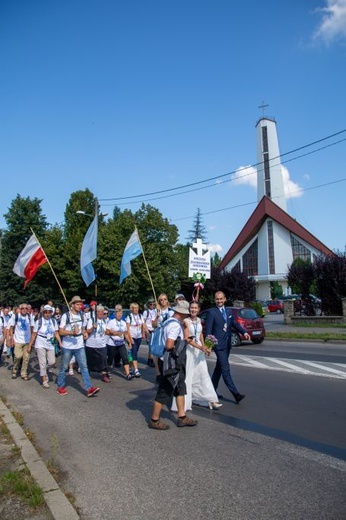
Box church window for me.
[243,239,258,276]
[290,235,311,261]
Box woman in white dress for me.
[172,301,222,411]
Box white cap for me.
[43,305,53,312]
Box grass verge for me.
[266,331,346,341]
[0,467,44,508]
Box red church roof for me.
[219,196,334,270]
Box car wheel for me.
[252,338,264,345]
[231,333,241,347]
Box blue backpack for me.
[149,318,181,357]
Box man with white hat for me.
[149,299,198,430]
[57,296,100,398]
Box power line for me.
[100,137,346,207]
[99,128,346,202]
[172,178,346,222]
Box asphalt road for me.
[0,341,345,520]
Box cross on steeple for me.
[258,101,269,118]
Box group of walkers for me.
[0,290,249,429]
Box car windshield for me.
[237,308,259,319]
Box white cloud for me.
[233,165,257,188]
[281,165,304,199]
[208,243,223,254]
[233,164,304,199]
[313,0,346,44]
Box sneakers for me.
[126,374,133,381]
[177,416,198,427]
[42,381,50,388]
[134,370,141,378]
[87,386,100,397]
[57,387,68,396]
[12,373,17,379]
[149,419,170,430]
[101,375,110,383]
[68,369,74,375]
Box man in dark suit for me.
[205,291,250,403]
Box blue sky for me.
[1,0,346,257]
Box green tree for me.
[187,208,207,244]
[286,258,314,296]
[313,250,346,315]
[270,281,283,299]
[211,252,222,268]
[0,195,48,305]
[202,267,256,309]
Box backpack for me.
[63,311,84,327]
[36,316,57,331]
[149,318,182,357]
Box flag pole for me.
[135,227,158,303]
[30,228,70,310]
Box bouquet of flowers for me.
[204,334,218,351]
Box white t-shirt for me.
[60,312,86,350]
[106,318,127,345]
[8,314,32,343]
[158,318,183,360]
[143,308,157,332]
[126,313,144,340]
[33,317,58,350]
[163,319,183,344]
[157,308,174,325]
[0,317,4,343]
[86,318,107,349]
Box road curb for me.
[0,398,79,520]
[265,337,345,344]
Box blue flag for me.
[80,215,98,286]
[119,229,142,284]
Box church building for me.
[219,116,334,301]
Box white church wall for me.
[272,220,294,275]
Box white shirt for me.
[60,312,86,350]
[86,318,107,349]
[143,308,157,332]
[126,313,144,339]
[0,317,4,342]
[8,314,32,343]
[106,318,127,345]
[33,318,58,350]
[157,308,174,325]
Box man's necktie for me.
[221,307,226,321]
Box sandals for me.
[149,419,170,430]
[21,375,29,381]
[42,381,50,388]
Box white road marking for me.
[229,354,346,380]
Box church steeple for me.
[256,114,287,212]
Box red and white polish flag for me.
[13,234,47,288]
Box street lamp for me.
[76,210,108,217]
